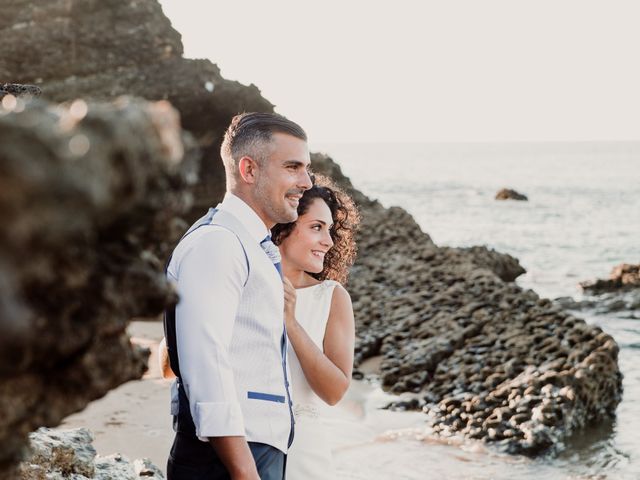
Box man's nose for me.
[299,168,313,190]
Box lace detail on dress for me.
[293,403,319,419]
[310,279,337,299]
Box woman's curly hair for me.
[271,174,360,285]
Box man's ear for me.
[238,156,259,184]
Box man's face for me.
[254,132,312,226]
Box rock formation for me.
[580,263,640,294]
[311,154,622,456]
[495,188,528,201]
[0,96,196,477]
[3,0,273,213]
[20,428,164,479]
[566,263,640,315]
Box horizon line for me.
[310,139,640,146]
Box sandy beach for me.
[61,321,427,478]
[59,321,546,479]
[59,306,640,479]
[61,321,175,470]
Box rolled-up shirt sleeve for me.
[172,227,248,440]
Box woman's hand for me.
[283,276,298,331]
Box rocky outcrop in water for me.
[0,97,196,477]
[560,263,640,316]
[495,188,528,201]
[580,263,640,294]
[311,154,622,456]
[20,428,164,479]
[555,292,640,316]
[5,0,273,212]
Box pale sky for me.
[159,0,640,144]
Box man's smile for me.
[286,193,302,208]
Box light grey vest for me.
[170,207,294,453]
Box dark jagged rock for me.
[0,97,196,477]
[312,154,622,456]
[496,188,528,201]
[5,0,273,213]
[0,83,41,99]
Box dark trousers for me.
[167,432,286,480]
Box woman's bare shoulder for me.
[329,282,353,316]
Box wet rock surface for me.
[495,188,528,201]
[0,97,196,476]
[312,153,623,456]
[5,0,273,213]
[555,292,640,317]
[20,427,164,479]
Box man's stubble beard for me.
[254,177,298,225]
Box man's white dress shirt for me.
[167,193,293,453]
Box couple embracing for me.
[162,112,360,479]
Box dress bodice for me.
[285,279,339,479]
[288,280,338,414]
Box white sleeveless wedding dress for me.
[286,279,338,480]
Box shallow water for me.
[315,142,640,479]
[334,375,638,480]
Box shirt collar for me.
[218,192,270,244]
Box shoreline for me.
[61,322,174,470]
[57,313,640,478]
[60,321,427,477]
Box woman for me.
[159,175,359,479]
[272,175,359,479]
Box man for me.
[165,112,312,479]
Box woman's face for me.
[279,198,335,274]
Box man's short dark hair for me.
[220,112,307,176]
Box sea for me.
[312,142,640,480]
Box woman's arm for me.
[158,337,177,379]
[283,279,355,406]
